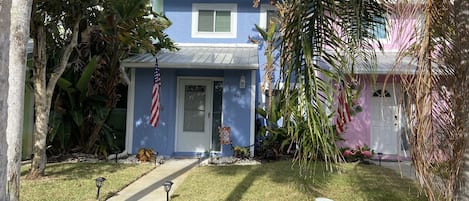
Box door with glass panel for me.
[176,79,213,152]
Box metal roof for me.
[354,52,417,74]
[122,44,259,70]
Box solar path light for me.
[163,180,174,201]
[378,152,383,166]
[95,177,106,200]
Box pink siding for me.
[338,79,371,148]
[337,76,412,160]
[381,18,416,51]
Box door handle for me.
[208,112,211,118]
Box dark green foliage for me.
[255,97,293,160]
[270,0,387,174]
[45,0,176,157]
[49,57,121,155]
[233,146,250,159]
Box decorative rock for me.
[315,198,334,201]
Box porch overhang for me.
[320,51,417,75]
[122,44,259,70]
[354,52,417,75]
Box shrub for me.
[233,146,250,159]
[341,144,374,162]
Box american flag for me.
[336,82,351,133]
[150,57,161,127]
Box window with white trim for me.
[192,3,237,38]
[151,0,163,14]
[372,16,388,40]
[259,4,278,29]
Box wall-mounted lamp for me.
[239,74,246,89]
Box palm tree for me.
[257,0,387,171]
[251,22,281,112]
[393,0,469,200]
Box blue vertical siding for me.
[163,0,275,106]
[221,70,253,156]
[131,0,263,157]
[132,68,177,156]
[164,0,261,44]
[132,67,253,157]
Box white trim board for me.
[125,68,136,154]
[250,70,256,157]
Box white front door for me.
[370,85,401,154]
[176,79,212,152]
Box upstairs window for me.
[198,10,230,32]
[151,0,163,14]
[192,4,237,38]
[372,16,387,40]
[260,4,279,30]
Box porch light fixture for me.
[377,152,383,166]
[239,74,246,89]
[163,180,174,201]
[95,177,106,200]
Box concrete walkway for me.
[107,158,199,201]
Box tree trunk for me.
[29,18,48,178]
[456,135,469,200]
[28,13,81,178]
[85,56,120,153]
[0,0,12,200]
[454,0,469,198]
[7,0,32,199]
[85,118,107,153]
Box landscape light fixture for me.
[197,152,202,165]
[377,152,383,166]
[95,177,106,200]
[163,180,174,201]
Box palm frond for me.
[394,0,469,200]
[275,0,388,173]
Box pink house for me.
[336,15,417,161]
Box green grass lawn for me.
[173,160,428,201]
[20,162,154,201]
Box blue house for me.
[122,0,277,158]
